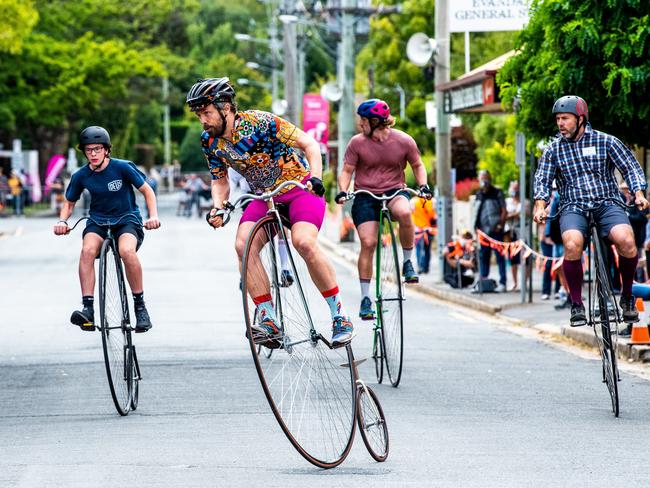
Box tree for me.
[498,0,650,147]
[0,0,39,54]
[473,114,518,191]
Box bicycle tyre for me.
[376,213,404,387]
[591,231,619,417]
[99,238,131,416]
[242,216,356,468]
[373,328,384,384]
[357,386,389,462]
[130,346,140,411]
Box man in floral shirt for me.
[186,77,354,347]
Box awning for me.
[436,50,516,114]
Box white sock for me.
[278,238,289,270]
[403,247,413,263]
[360,280,371,300]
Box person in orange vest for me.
[443,230,476,288]
[410,195,437,274]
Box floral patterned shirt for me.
[200,110,310,194]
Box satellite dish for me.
[272,99,288,116]
[406,32,437,67]
[320,82,343,103]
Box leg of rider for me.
[357,221,378,318]
[561,230,585,305]
[291,222,348,316]
[119,233,142,294]
[609,224,638,296]
[77,233,103,323]
[390,196,418,281]
[235,220,278,328]
[79,233,103,297]
[390,197,414,261]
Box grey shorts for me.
[559,203,630,239]
[351,188,411,227]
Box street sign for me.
[449,0,530,33]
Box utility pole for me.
[435,0,453,281]
[270,12,280,106]
[330,1,401,173]
[281,1,300,125]
[162,77,171,169]
[337,0,356,173]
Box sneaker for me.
[134,304,153,333]
[331,316,354,347]
[70,305,95,331]
[570,303,587,327]
[402,260,419,284]
[358,296,376,321]
[249,315,283,348]
[619,294,639,323]
[541,294,550,301]
[280,269,294,287]
[495,283,506,293]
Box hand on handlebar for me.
[144,217,161,230]
[418,184,433,200]
[335,191,348,204]
[53,221,70,235]
[635,193,650,211]
[206,207,225,228]
[533,205,550,224]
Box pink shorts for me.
[240,184,326,229]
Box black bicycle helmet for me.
[186,77,235,112]
[78,126,111,149]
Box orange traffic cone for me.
[631,298,650,344]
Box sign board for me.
[449,0,530,33]
[444,82,484,113]
[302,93,329,155]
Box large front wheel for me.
[242,216,357,468]
[376,214,404,387]
[99,239,131,416]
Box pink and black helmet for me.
[357,99,391,121]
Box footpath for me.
[319,210,650,365]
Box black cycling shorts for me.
[83,221,144,251]
[351,188,411,227]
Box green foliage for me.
[498,0,650,147]
[0,0,39,54]
[178,123,206,171]
[473,114,518,191]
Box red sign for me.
[482,77,495,105]
[302,93,329,155]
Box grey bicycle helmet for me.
[78,126,111,149]
[552,95,589,122]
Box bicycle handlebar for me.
[338,187,424,203]
[210,180,309,227]
[66,214,143,232]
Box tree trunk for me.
[33,125,70,178]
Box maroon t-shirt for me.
[344,129,421,193]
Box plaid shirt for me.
[533,124,646,209]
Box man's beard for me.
[204,125,219,137]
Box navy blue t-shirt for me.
[65,158,146,224]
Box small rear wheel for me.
[373,329,384,384]
[357,386,389,462]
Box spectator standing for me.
[8,171,23,216]
[410,195,437,274]
[504,181,530,291]
[184,174,208,218]
[474,169,507,292]
[0,167,9,214]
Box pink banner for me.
[302,93,329,154]
[44,154,66,194]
